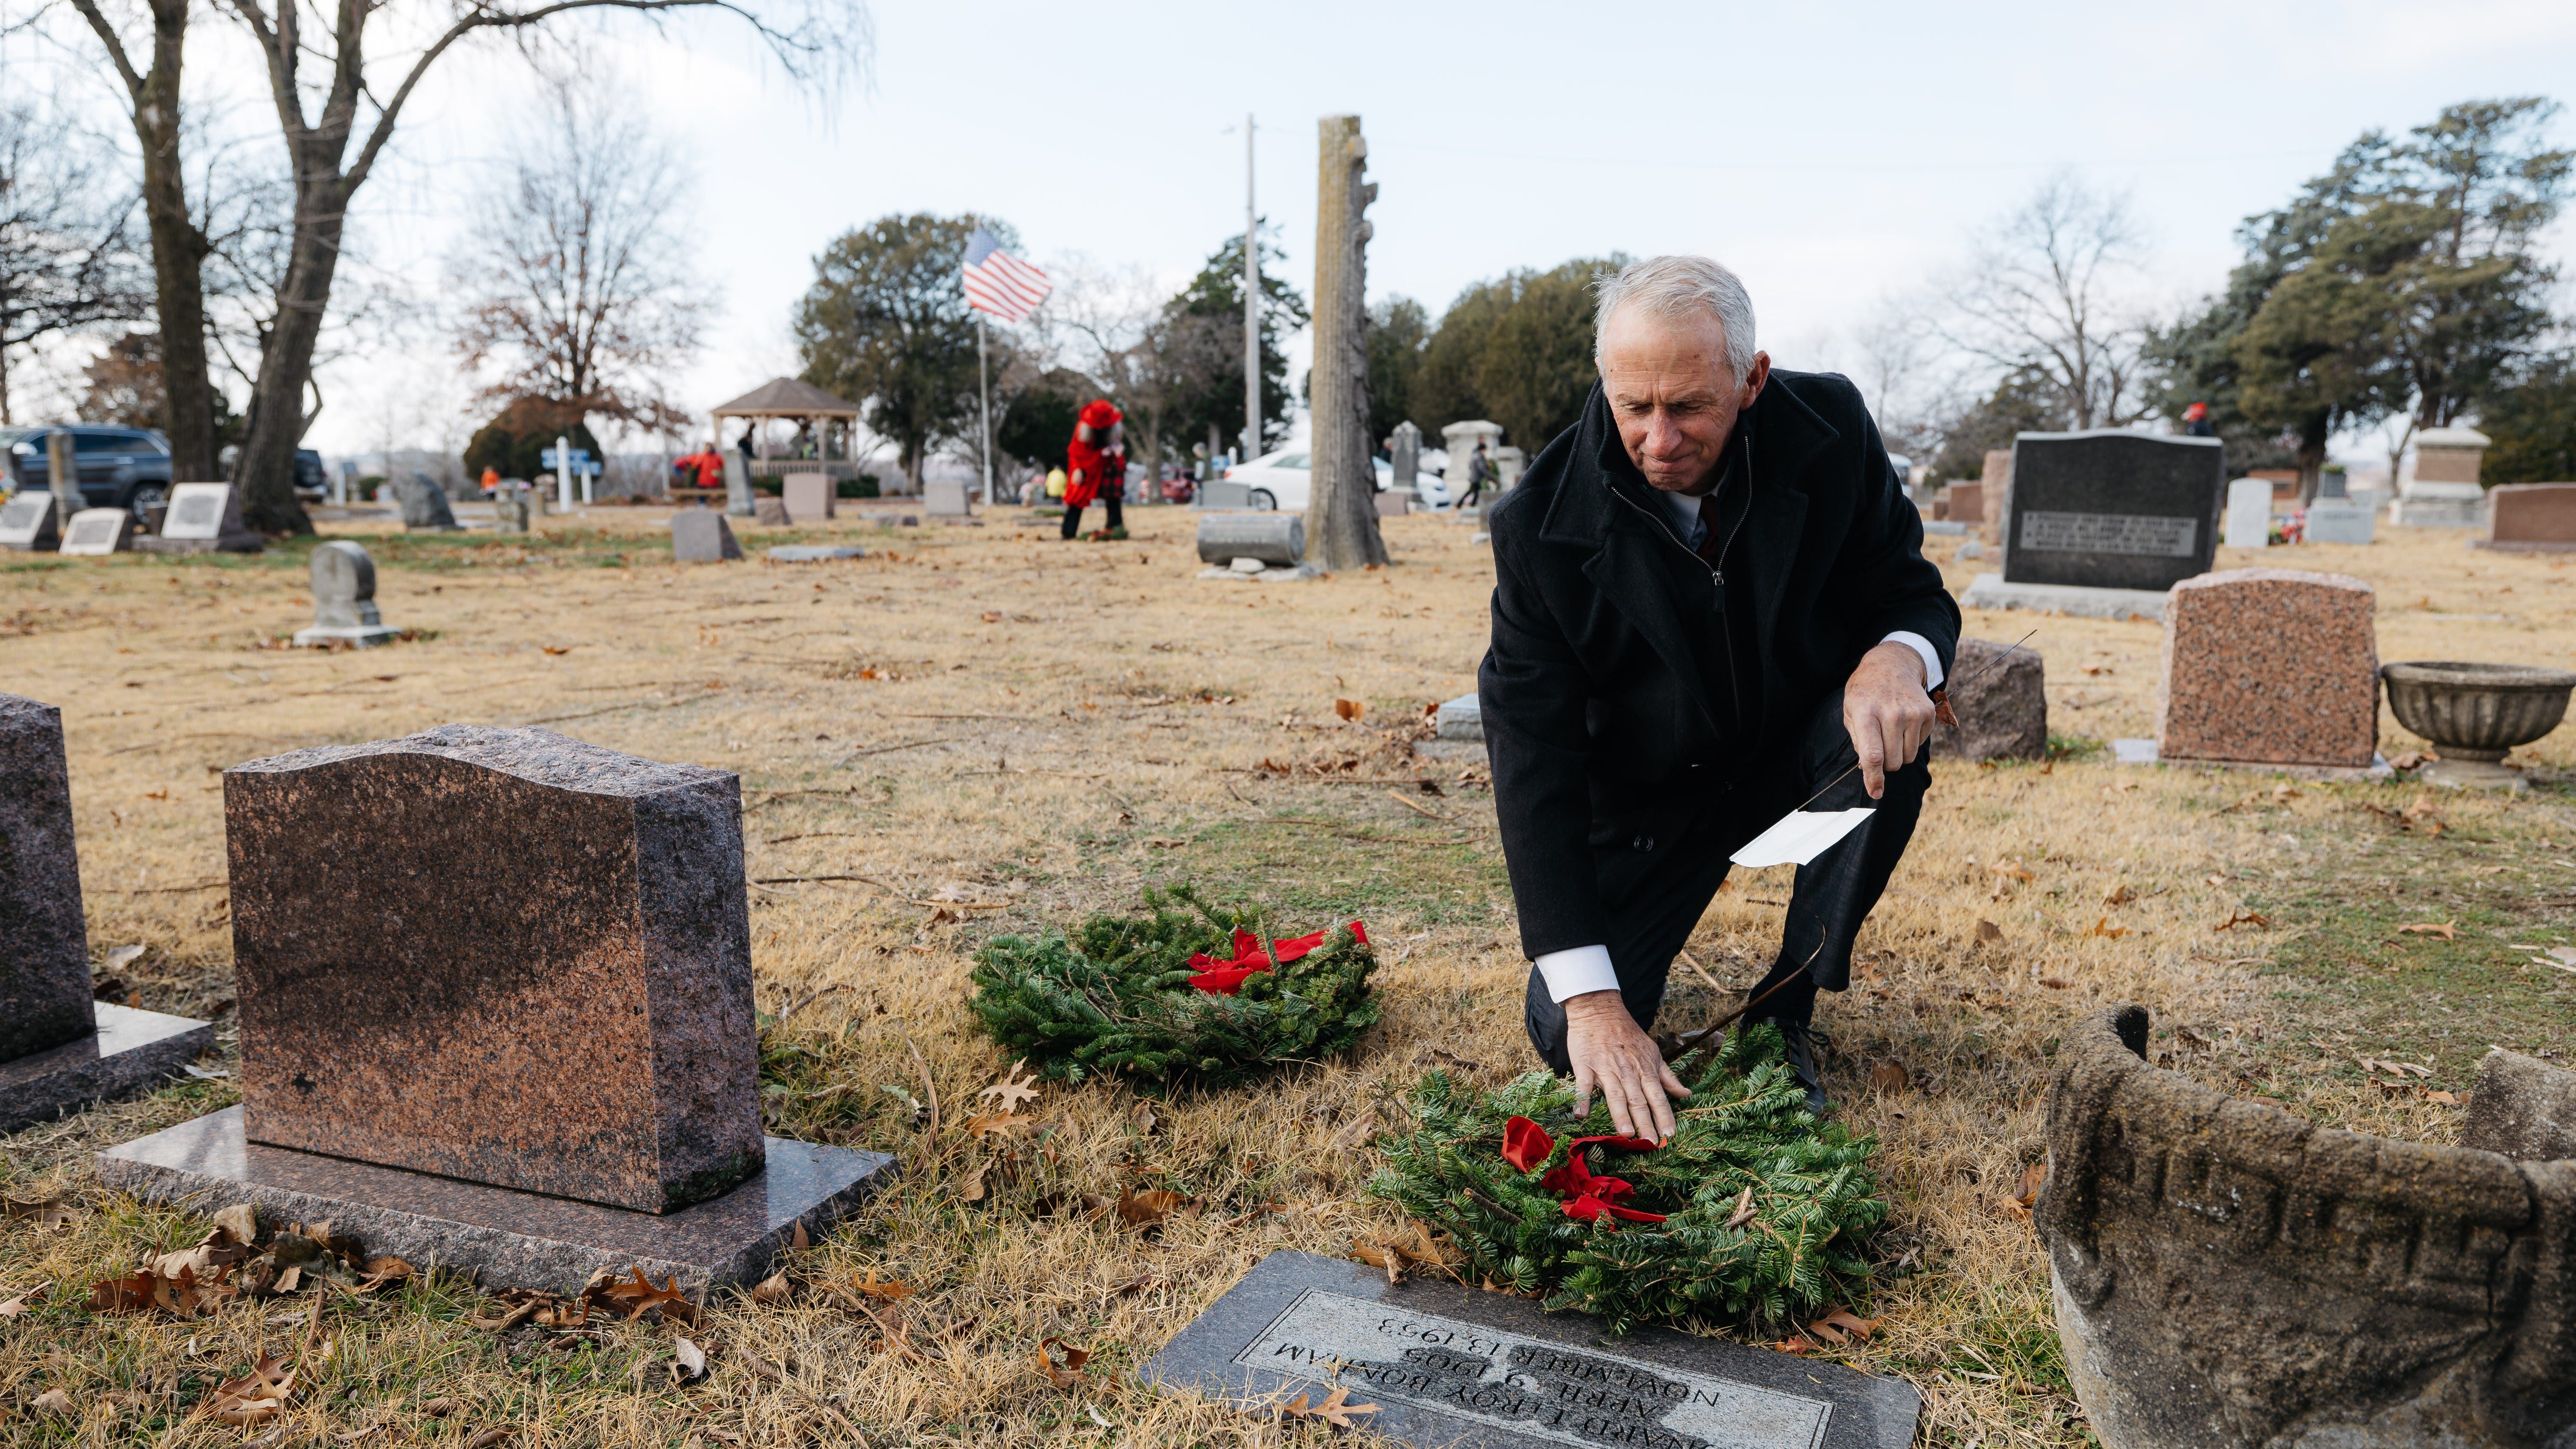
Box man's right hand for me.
[1563,990,1691,1141]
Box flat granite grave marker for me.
[97,725,889,1291]
[292,541,400,647]
[1962,430,2224,621]
[3,694,216,1133]
[135,482,262,554]
[2480,483,2576,553]
[57,507,134,555]
[1145,1250,1918,1449]
[0,491,61,551]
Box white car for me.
[1224,449,1400,511]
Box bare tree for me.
[450,89,709,441]
[1938,172,2154,431]
[72,0,868,534]
[1840,298,1946,462]
[0,106,152,425]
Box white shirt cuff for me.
[1882,631,1943,690]
[1533,945,1621,1003]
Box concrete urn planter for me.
[2038,1005,2576,1447]
[2382,661,2576,789]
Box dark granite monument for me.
[1145,1249,1919,1448]
[97,725,890,1291]
[392,472,463,532]
[2,694,216,1133]
[2001,431,2225,591]
[671,508,743,562]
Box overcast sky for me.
[15,0,2576,463]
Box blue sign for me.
[539,447,593,470]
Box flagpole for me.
[978,314,993,507]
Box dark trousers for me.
[1522,687,1929,1073]
[1059,492,1123,538]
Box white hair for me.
[1593,255,1758,381]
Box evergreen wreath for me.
[1367,1024,1886,1335]
[968,886,1380,1091]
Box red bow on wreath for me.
[1499,1117,1668,1226]
[1186,921,1369,995]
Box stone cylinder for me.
[1197,513,1304,567]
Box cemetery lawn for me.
[4,509,2573,1447]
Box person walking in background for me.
[1060,398,1127,540]
[735,430,756,488]
[480,465,501,498]
[1456,439,1496,517]
[2183,402,2216,438]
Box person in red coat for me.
[1060,398,1126,539]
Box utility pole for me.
[1242,113,1260,467]
[977,315,993,506]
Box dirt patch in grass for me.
[5,510,2573,1445]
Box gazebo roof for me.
[711,377,861,418]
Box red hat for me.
[1078,399,1122,428]
[2183,402,2208,421]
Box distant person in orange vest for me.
[480,465,500,498]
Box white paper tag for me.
[1730,808,1874,868]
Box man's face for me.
[1598,306,1771,494]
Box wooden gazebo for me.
[710,378,864,514]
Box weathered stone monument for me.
[1305,114,1387,571]
[0,491,63,551]
[292,541,400,648]
[1979,448,2012,547]
[392,472,462,532]
[97,726,891,1290]
[1930,638,2047,762]
[2480,483,2576,553]
[1195,514,1308,580]
[1939,480,1982,526]
[2302,465,2375,545]
[2040,1005,2576,1446]
[781,473,835,523]
[2152,568,2378,770]
[1145,1249,1919,1447]
[493,481,533,534]
[2390,425,2489,528]
[671,508,743,562]
[2,695,216,1133]
[57,507,135,556]
[1961,431,2226,621]
[1388,421,1420,499]
[2222,477,2274,549]
[925,477,973,519]
[135,482,262,554]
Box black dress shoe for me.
[1770,1019,1831,1116]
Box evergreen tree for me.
[1160,228,1308,458]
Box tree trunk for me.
[232,155,339,534]
[1303,114,1386,572]
[2294,412,2328,505]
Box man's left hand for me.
[1844,642,1935,799]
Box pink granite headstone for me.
[2483,483,2576,553]
[2155,568,2378,768]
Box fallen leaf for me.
[2103,885,2135,906]
[461,1429,516,1449]
[419,1397,459,1417]
[206,1353,297,1426]
[2086,917,2129,939]
[1989,861,2035,884]
[1037,1335,1092,1390]
[2399,921,2458,941]
[1975,919,2003,944]
[1326,1113,1379,1153]
[961,1111,1035,1141]
[1280,1384,1378,1428]
[106,943,148,969]
[749,1273,792,1305]
[959,1163,988,1203]
[1116,1186,1186,1228]
[1815,1306,1883,1341]
[670,1337,708,1386]
[541,645,572,655]
[979,611,1003,623]
[2214,911,2272,932]
[33,1388,72,1413]
[2039,976,2073,989]
[1334,698,1366,722]
[2427,1090,2463,1106]
[4,1194,75,1230]
[0,1281,48,1317]
[791,1221,811,1254]
[1412,1047,1481,1073]
[2390,750,2431,770]
[2015,1162,2048,1205]
[1772,1334,1821,1355]
[1868,1062,1909,1095]
[847,1267,915,1302]
[2272,783,2301,802]
[977,1061,1042,1113]
[596,1267,698,1325]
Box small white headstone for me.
[58,507,134,556]
[2223,477,2273,549]
[925,477,972,517]
[161,483,247,541]
[293,541,399,647]
[0,492,63,551]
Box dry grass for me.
[3,506,2572,1446]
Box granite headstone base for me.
[1144,1249,1918,1449]
[1959,574,2166,622]
[2109,738,2394,782]
[132,532,263,555]
[1,1002,217,1134]
[99,1106,894,1294]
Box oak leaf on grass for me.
[1037,1336,1092,1390]
[1281,1384,1378,1428]
[977,1060,1042,1113]
[207,1353,297,1426]
[596,1267,698,1325]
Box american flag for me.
[961,227,1050,324]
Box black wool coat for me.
[1477,372,1961,959]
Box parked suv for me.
[6,426,173,519]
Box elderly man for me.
[1481,255,1959,1137]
